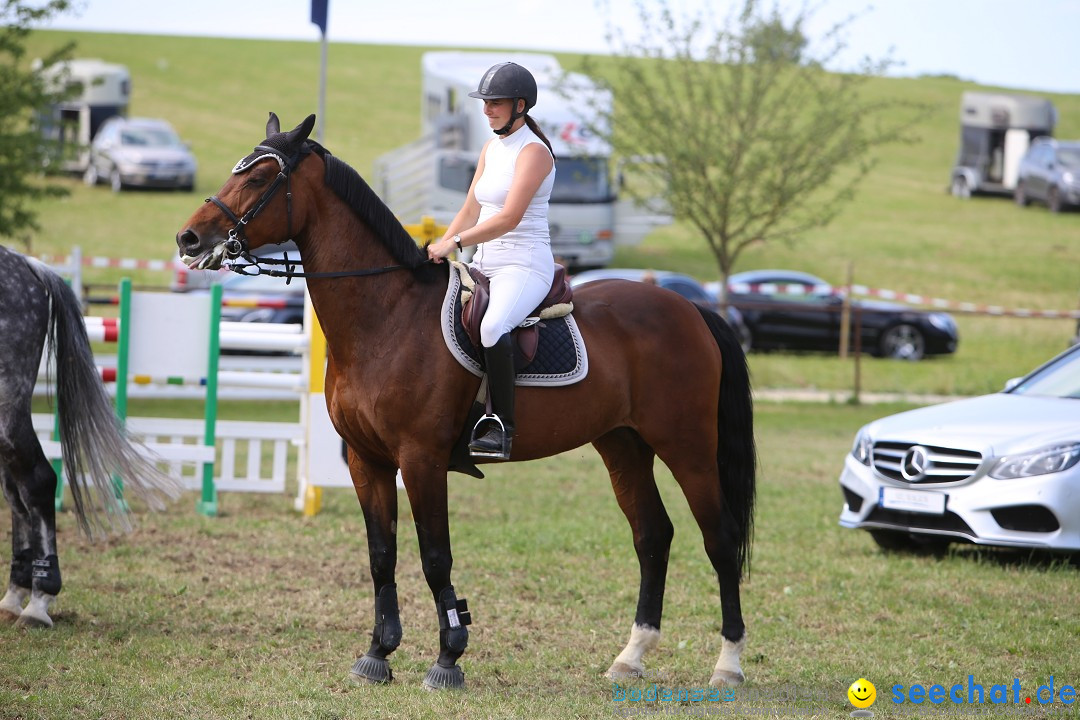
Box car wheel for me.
[869,529,950,555]
[110,168,124,193]
[951,176,971,198]
[879,323,926,361]
[1014,181,1029,207]
[1048,186,1062,213]
[83,164,99,186]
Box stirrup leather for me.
[469,413,512,459]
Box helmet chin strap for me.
[494,100,525,136]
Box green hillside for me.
[18,30,1080,394]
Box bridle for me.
[205,142,428,282]
[205,144,298,261]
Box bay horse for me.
[176,113,756,690]
[0,246,182,628]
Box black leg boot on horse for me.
[469,333,516,460]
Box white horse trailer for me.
[36,58,131,173]
[950,92,1056,198]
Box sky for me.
[45,0,1080,95]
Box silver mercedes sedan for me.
[839,343,1080,552]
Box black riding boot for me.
[469,333,516,460]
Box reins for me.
[227,252,428,283]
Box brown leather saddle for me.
[460,264,573,368]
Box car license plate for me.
[879,487,946,515]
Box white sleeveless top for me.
[473,124,555,246]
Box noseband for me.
[206,145,301,259]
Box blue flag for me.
[311,0,328,34]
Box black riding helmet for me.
[468,62,538,136]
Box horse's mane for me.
[307,143,442,283]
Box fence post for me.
[839,262,853,359]
[198,283,223,517]
[112,278,133,508]
[851,305,863,405]
[70,245,84,309]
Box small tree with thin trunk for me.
[579,0,928,293]
[0,0,75,250]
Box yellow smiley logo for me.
[848,678,876,708]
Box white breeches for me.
[471,241,554,348]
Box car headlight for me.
[990,442,1080,479]
[1062,171,1076,185]
[928,313,955,333]
[851,429,873,466]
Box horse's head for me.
[176,112,317,269]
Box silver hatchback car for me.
[84,116,197,192]
[839,343,1080,552]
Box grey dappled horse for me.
[0,246,181,628]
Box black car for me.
[570,268,750,351]
[719,269,958,360]
[1014,137,1080,212]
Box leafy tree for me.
[0,0,74,248]
[580,0,928,290]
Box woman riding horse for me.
[426,61,557,462]
[176,113,756,690]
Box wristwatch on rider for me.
[452,234,462,250]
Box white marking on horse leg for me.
[0,585,30,622]
[15,590,55,629]
[709,633,747,687]
[606,623,661,678]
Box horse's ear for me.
[286,114,317,146]
[266,112,281,137]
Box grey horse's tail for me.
[28,260,184,537]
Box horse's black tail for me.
[27,259,183,538]
[695,305,756,577]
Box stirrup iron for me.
[469,413,511,460]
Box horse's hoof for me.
[15,609,53,629]
[606,661,645,679]
[422,662,465,690]
[349,654,393,684]
[0,588,28,622]
[709,668,745,687]
[15,593,54,629]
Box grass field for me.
[3,30,1080,719]
[4,401,1079,719]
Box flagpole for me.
[318,29,327,143]
[311,0,329,143]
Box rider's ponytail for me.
[524,115,555,160]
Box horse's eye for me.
[245,174,267,188]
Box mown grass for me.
[4,402,1079,719]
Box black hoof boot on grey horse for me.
[423,586,471,690]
